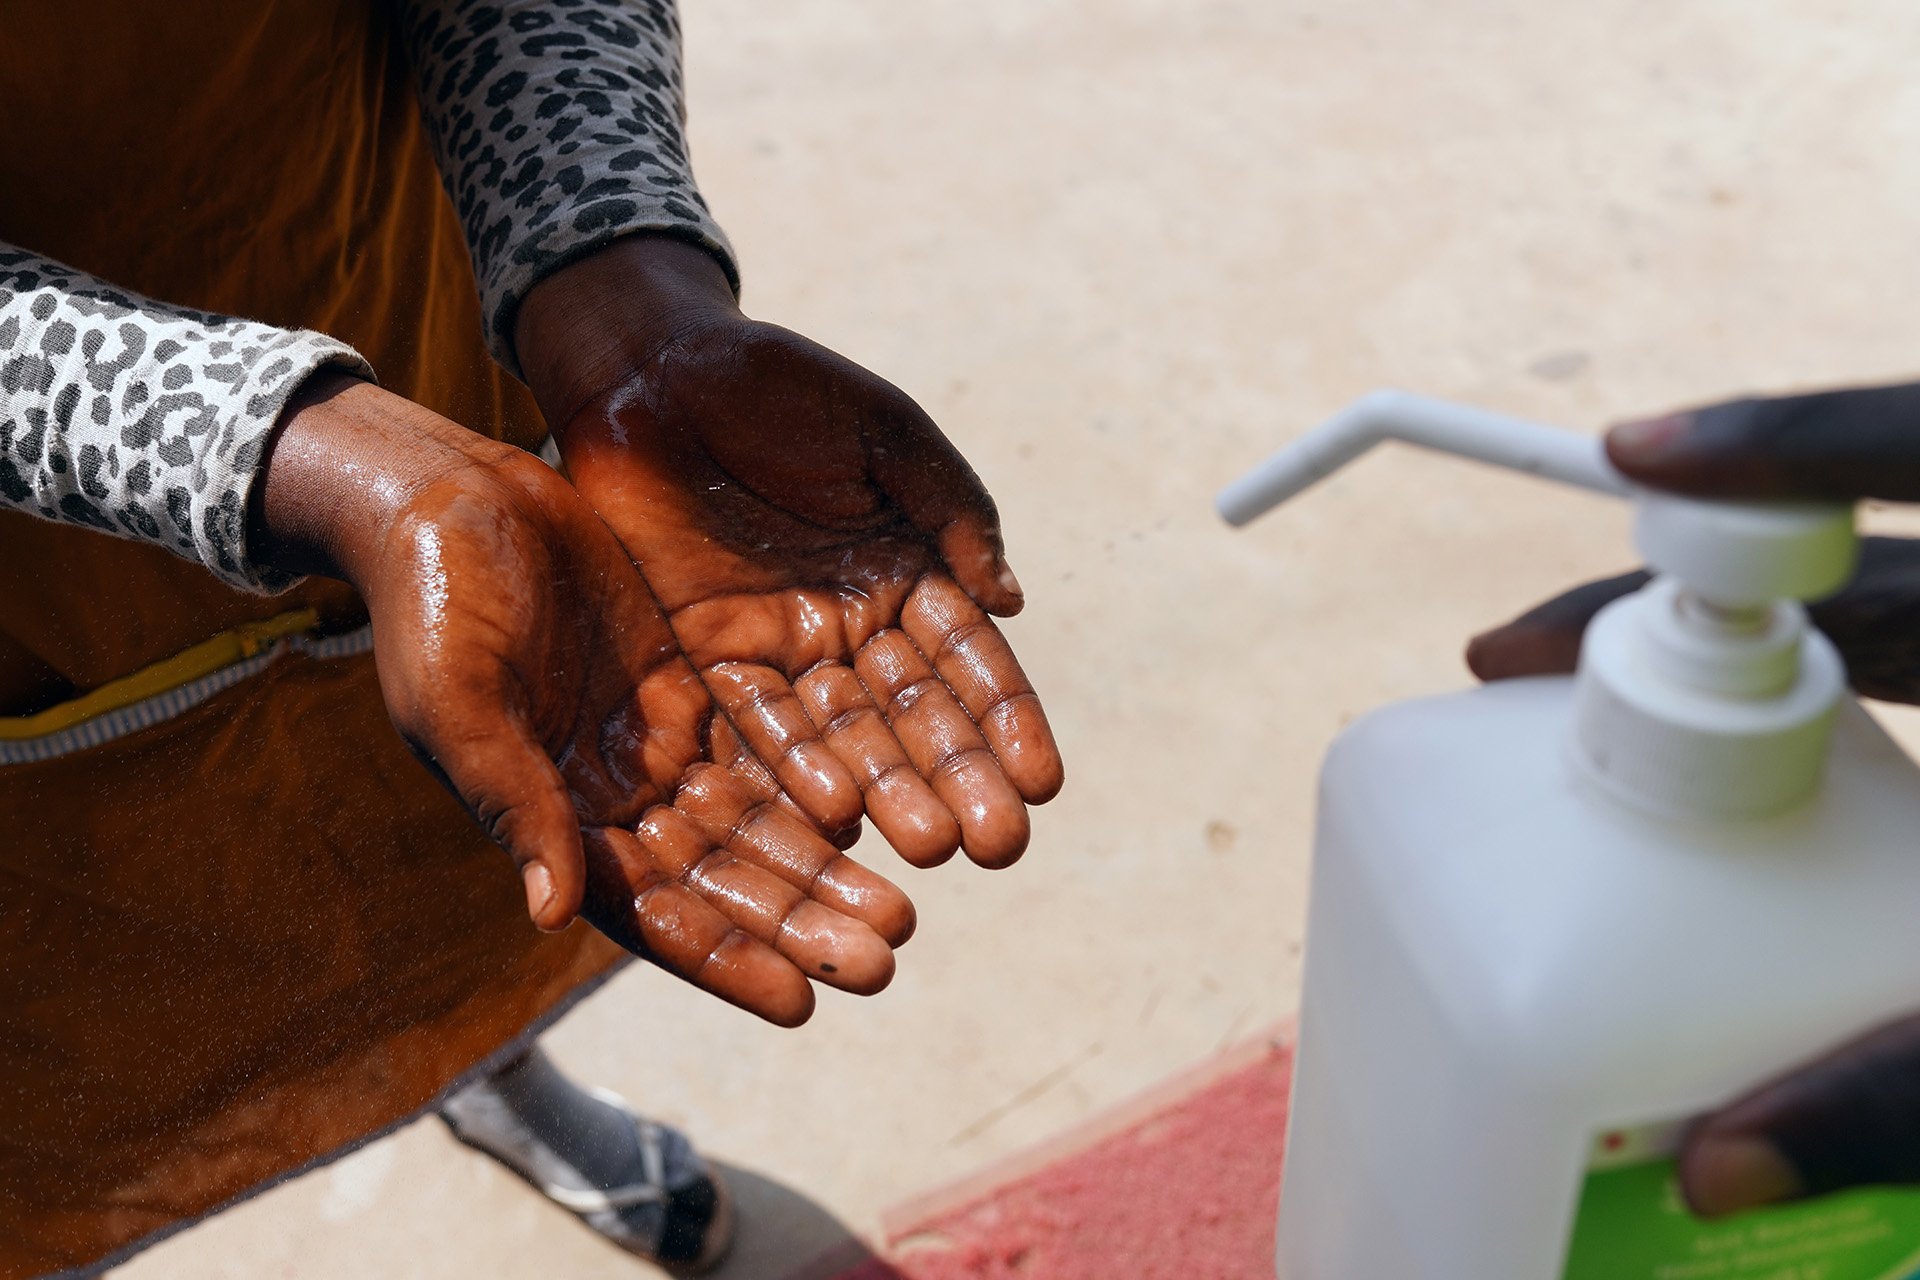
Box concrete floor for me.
[122,1,1920,1276]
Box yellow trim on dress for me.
[0,608,321,741]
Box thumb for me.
[419,711,586,932]
[1681,1016,1920,1217]
[867,399,1024,617]
[1607,382,1920,502]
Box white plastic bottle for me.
[1220,392,1920,1279]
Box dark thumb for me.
[1681,1016,1920,1217]
[1608,382,1920,503]
[427,714,585,932]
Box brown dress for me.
[0,4,626,1274]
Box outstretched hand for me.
[254,373,913,1026]
[1466,382,1920,1214]
[517,236,1064,870]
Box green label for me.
[1563,1122,1920,1279]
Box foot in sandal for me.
[440,1047,732,1274]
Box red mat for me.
[825,1033,1292,1280]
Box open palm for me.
[551,318,1064,870]
[321,403,912,1027]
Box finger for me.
[601,813,892,991]
[866,398,1025,617]
[1807,536,1920,703]
[708,713,864,849]
[1466,539,1920,699]
[703,661,864,834]
[1607,382,1920,501]
[1680,1015,1920,1217]
[794,661,962,868]
[685,854,896,994]
[855,629,1031,868]
[417,709,585,932]
[1464,571,1651,682]
[605,809,893,990]
[674,763,917,946]
[900,576,1064,804]
[581,826,816,1026]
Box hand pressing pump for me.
[1222,392,1920,1279]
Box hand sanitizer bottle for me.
[1221,391,1920,1279]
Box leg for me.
[439,1045,732,1273]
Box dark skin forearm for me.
[516,236,740,435]
[251,371,502,586]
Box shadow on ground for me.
[701,1161,900,1280]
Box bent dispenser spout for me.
[1217,388,1860,820]
[1215,389,1630,527]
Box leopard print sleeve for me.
[0,245,373,592]
[397,0,739,379]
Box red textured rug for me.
[821,1032,1292,1280]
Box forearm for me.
[396,0,738,379]
[0,243,370,591]
[514,233,737,430]
[249,372,488,585]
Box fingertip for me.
[498,793,585,930]
[981,590,1024,619]
[938,521,1021,616]
[1023,762,1065,806]
[889,895,917,947]
[527,856,587,932]
[866,884,917,948]
[814,859,918,946]
[759,981,816,1028]
[522,863,557,929]
[982,555,1026,616]
[1006,736,1067,805]
[1605,411,1693,472]
[785,904,899,994]
[996,556,1024,601]
[523,860,582,932]
[1679,1132,1805,1219]
[862,943,897,994]
[875,787,962,868]
[1465,624,1581,683]
[963,804,1032,870]
[1464,629,1511,682]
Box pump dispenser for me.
[1223,393,1920,1279]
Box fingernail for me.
[1684,1135,1805,1217]
[996,557,1024,600]
[1608,412,1691,460]
[522,863,557,929]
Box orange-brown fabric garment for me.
[0,3,626,1274]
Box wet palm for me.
[264,378,912,1026]
[552,316,1065,869]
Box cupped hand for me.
[1465,381,1920,1212]
[254,373,913,1025]
[516,236,1064,870]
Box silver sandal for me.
[440,1079,734,1274]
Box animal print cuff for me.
[399,0,739,381]
[0,245,374,594]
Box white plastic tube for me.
[1215,389,1630,526]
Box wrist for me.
[251,373,498,591]
[515,233,741,434]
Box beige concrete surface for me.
[121,1,1920,1275]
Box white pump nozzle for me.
[1216,389,1629,524]
[1221,391,1861,819]
[1218,390,1856,608]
